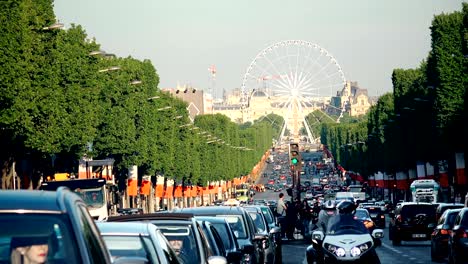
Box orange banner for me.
[155,184,164,198]
[127,179,137,196]
[164,186,173,198]
[140,180,151,195]
[174,185,183,198]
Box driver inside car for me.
[326,200,368,235]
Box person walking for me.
[276,193,287,238]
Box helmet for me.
[337,200,356,215]
[322,200,336,210]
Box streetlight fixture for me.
[414,97,429,102]
[98,66,121,73]
[130,80,142,85]
[157,106,172,111]
[147,96,160,100]
[89,50,106,56]
[174,115,184,120]
[42,22,64,30]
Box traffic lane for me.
[281,240,308,264]
[376,216,438,264]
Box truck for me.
[40,178,119,221]
[410,179,440,203]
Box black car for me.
[107,212,227,264]
[389,202,436,245]
[195,216,243,264]
[430,208,462,262]
[175,206,265,264]
[362,205,385,228]
[0,188,116,264]
[448,208,468,264]
[435,203,464,223]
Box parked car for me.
[175,206,265,264]
[107,212,227,264]
[389,202,437,246]
[96,221,181,263]
[430,208,462,262]
[195,216,243,264]
[0,188,119,264]
[197,219,228,258]
[361,205,385,228]
[435,203,464,223]
[448,208,468,264]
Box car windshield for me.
[74,188,105,208]
[102,235,155,262]
[0,214,79,264]
[157,224,200,264]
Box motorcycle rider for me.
[317,200,337,232]
[327,200,368,234]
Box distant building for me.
[331,81,371,117]
[162,84,212,121]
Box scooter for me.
[306,226,384,264]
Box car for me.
[361,205,385,228]
[354,208,376,233]
[96,221,181,264]
[435,203,464,223]
[448,208,468,264]
[195,216,243,264]
[243,206,280,264]
[197,219,228,259]
[0,188,119,264]
[389,202,437,245]
[107,212,227,264]
[175,206,265,264]
[430,208,462,262]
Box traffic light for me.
[289,143,301,168]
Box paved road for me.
[255,153,439,264]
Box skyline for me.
[54,0,465,98]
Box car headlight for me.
[335,247,346,257]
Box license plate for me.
[412,234,426,238]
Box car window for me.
[446,211,460,227]
[0,214,79,263]
[102,235,153,262]
[77,205,109,263]
[155,230,180,264]
[438,211,447,225]
[354,210,369,220]
[260,207,274,225]
[248,212,266,233]
[211,223,234,250]
[209,225,226,257]
[158,224,201,264]
[460,212,468,226]
[218,215,248,239]
[401,205,435,220]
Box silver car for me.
[97,221,181,264]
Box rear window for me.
[158,224,201,264]
[364,207,382,213]
[217,215,248,239]
[401,205,435,220]
[354,210,369,220]
[102,235,155,261]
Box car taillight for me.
[396,215,402,223]
[440,229,451,235]
[380,215,385,219]
[455,230,468,238]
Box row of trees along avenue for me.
[313,3,468,202]
[0,0,283,192]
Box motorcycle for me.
[306,226,384,264]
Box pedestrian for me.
[10,235,50,264]
[276,192,287,238]
[301,199,312,237]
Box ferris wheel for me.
[240,40,346,142]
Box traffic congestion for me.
[1,143,467,263]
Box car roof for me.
[177,206,247,215]
[0,189,74,212]
[96,221,154,235]
[194,216,229,224]
[107,212,194,222]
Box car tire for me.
[431,243,441,262]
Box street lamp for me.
[157,106,172,111]
[42,22,64,30]
[130,80,142,85]
[147,96,160,100]
[98,66,121,73]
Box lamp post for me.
[42,22,64,30]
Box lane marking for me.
[381,243,403,254]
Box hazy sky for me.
[54,0,465,97]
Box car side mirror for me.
[242,244,255,254]
[226,251,243,263]
[269,227,281,235]
[207,256,228,264]
[113,256,148,264]
[312,230,324,242]
[372,229,384,239]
